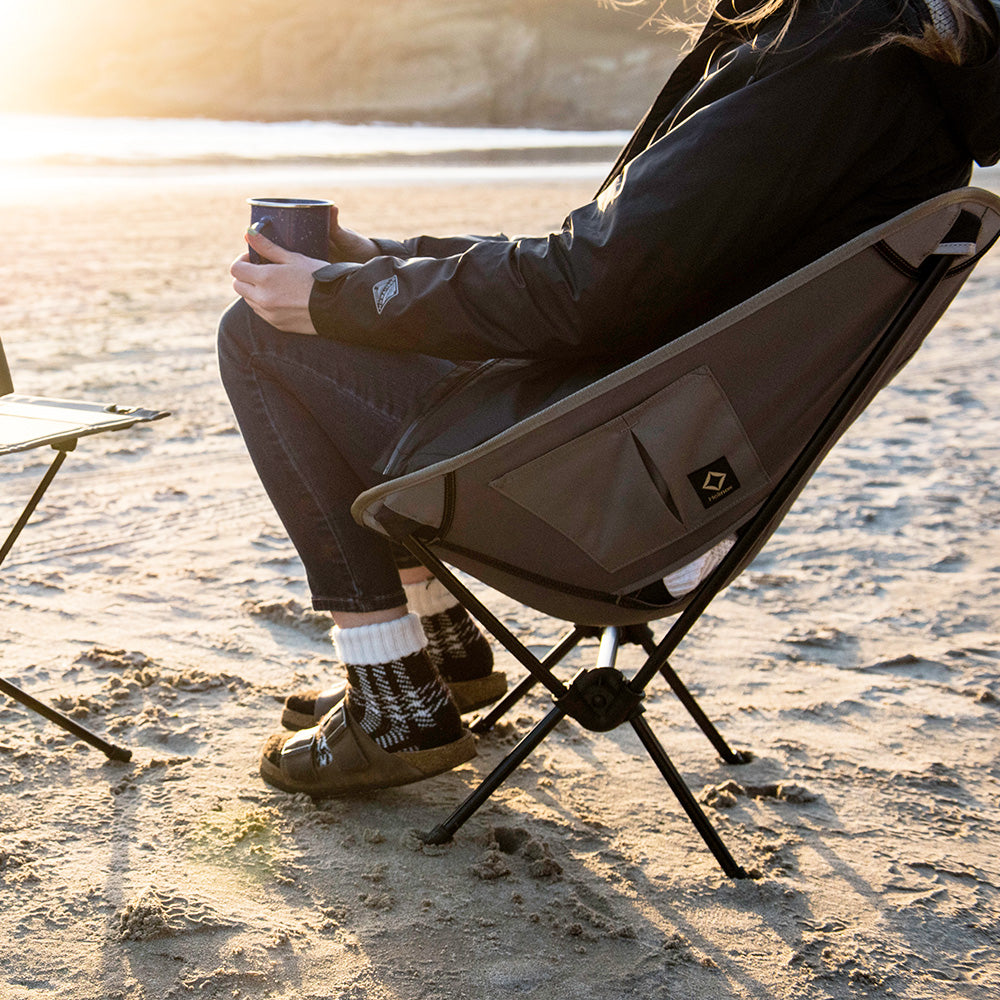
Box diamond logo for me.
[702,470,728,493]
[688,457,740,509]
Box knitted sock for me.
[403,578,494,683]
[333,614,463,753]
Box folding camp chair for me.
[1,333,168,760]
[352,188,1000,878]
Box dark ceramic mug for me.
[247,197,333,263]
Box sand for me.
[1,161,999,999]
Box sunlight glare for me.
[0,0,88,113]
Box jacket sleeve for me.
[371,233,511,259]
[309,15,952,361]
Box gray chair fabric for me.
[354,188,1000,626]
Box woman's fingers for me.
[245,226,295,262]
[231,257,265,284]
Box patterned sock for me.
[333,614,463,753]
[404,578,494,683]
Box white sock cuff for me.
[403,577,459,619]
[333,613,427,666]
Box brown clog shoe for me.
[280,671,507,730]
[260,700,477,798]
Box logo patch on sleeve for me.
[372,275,399,315]
[687,457,740,509]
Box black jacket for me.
[309,0,1000,362]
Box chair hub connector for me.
[557,667,643,732]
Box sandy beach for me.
[2,162,999,999]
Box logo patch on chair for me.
[688,457,740,509]
[372,275,399,315]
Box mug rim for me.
[247,197,333,208]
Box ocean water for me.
[4,112,997,194]
[0,113,628,167]
[0,114,629,195]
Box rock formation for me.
[1,0,685,128]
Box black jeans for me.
[217,298,455,614]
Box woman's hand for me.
[328,204,380,263]
[231,229,327,334]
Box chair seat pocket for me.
[489,366,768,573]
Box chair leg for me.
[0,677,132,761]
[470,672,537,735]
[626,622,749,765]
[426,689,748,878]
[422,703,567,845]
[403,538,747,875]
[655,658,752,765]
[2,441,132,761]
[596,624,749,765]
[470,624,588,735]
[1,445,71,569]
[630,712,749,878]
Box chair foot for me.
[0,676,132,761]
[419,824,455,846]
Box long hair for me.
[602,0,995,64]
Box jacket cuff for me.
[309,262,357,337]
[312,262,356,284]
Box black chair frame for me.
[2,435,135,761]
[2,335,167,761]
[401,220,975,879]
